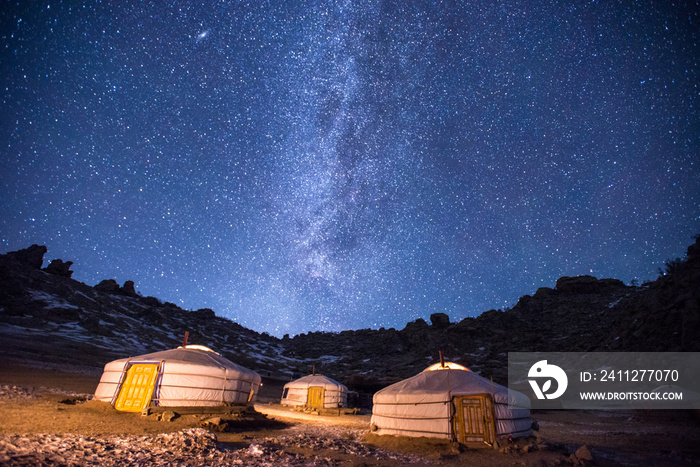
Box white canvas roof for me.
[284,374,347,390]
[94,345,261,407]
[374,366,529,406]
[281,374,348,408]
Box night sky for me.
[1,1,698,337]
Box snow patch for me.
[29,290,79,310]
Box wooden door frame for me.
[307,386,325,408]
[114,362,161,412]
[453,393,497,445]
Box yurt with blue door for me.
[370,362,532,445]
[94,345,261,412]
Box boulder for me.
[143,296,161,307]
[430,313,450,328]
[121,280,137,296]
[44,259,74,278]
[194,308,216,319]
[201,416,229,432]
[402,318,429,333]
[159,410,179,422]
[3,244,47,269]
[575,444,594,462]
[94,279,120,293]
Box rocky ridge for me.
[1,237,699,392]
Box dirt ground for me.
[1,361,700,466]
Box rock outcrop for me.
[2,244,47,269]
[1,236,699,393]
[430,312,450,328]
[555,275,626,294]
[121,280,137,297]
[94,279,120,293]
[608,236,700,352]
[94,279,138,296]
[44,259,74,278]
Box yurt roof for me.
[108,345,258,376]
[374,365,529,408]
[285,374,347,389]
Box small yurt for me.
[370,361,532,445]
[94,345,261,412]
[281,374,348,409]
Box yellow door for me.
[307,386,325,408]
[454,395,496,445]
[114,364,160,412]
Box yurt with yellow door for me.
[94,345,261,412]
[370,362,532,445]
[280,374,348,409]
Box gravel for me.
[0,384,427,466]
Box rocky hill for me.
[1,237,699,394]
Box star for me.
[0,1,697,337]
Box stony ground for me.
[1,365,700,466]
[0,384,427,466]
[0,382,559,466]
[0,423,425,466]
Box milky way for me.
[1,1,698,336]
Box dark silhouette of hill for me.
[1,237,698,392]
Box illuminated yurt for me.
[370,361,532,445]
[281,374,348,409]
[94,345,261,412]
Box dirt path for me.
[254,403,371,428]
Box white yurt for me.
[281,374,348,409]
[370,362,532,445]
[94,345,261,412]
